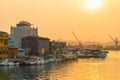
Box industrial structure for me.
[107,34,120,50]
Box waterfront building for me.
[8,46,18,58]
[22,36,50,56]
[17,48,25,58]
[8,40,25,58]
[0,31,8,58]
[8,40,17,58]
[50,40,66,54]
[11,21,38,48]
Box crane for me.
[72,31,82,48]
[108,34,119,48]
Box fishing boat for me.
[35,57,50,64]
[91,49,107,58]
[43,55,57,64]
[19,56,36,66]
[19,56,51,66]
[62,50,77,60]
[24,59,36,65]
[75,49,93,58]
[77,53,93,58]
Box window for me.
[1,41,2,43]
[0,34,2,37]
[4,41,8,45]
[0,34,1,37]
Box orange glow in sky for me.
[0,0,120,43]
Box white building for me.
[11,21,38,48]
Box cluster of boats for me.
[0,49,108,66]
[0,55,62,66]
[74,49,108,58]
[19,55,63,66]
[0,59,19,66]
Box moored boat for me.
[0,59,19,66]
[91,49,107,58]
[19,56,37,66]
[74,49,93,58]
[74,48,108,58]
[62,51,77,60]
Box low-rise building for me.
[17,48,25,58]
[8,40,18,58]
[8,40,25,58]
[8,46,18,58]
[50,40,66,54]
[22,36,50,56]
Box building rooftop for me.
[17,21,32,27]
[22,36,50,40]
[0,31,7,33]
[18,48,24,50]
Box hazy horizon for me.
[1,0,120,43]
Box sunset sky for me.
[0,0,120,43]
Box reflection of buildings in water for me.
[7,66,18,80]
[12,66,18,80]
[0,65,46,80]
[18,65,46,80]
[0,66,18,80]
[0,68,9,80]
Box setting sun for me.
[85,0,101,9]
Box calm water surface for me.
[0,51,120,80]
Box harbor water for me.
[0,51,120,80]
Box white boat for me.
[47,55,58,63]
[20,57,47,65]
[24,60,36,65]
[36,57,46,64]
[0,59,19,66]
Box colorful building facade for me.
[8,46,18,58]
[8,40,25,58]
[0,31,8,58]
